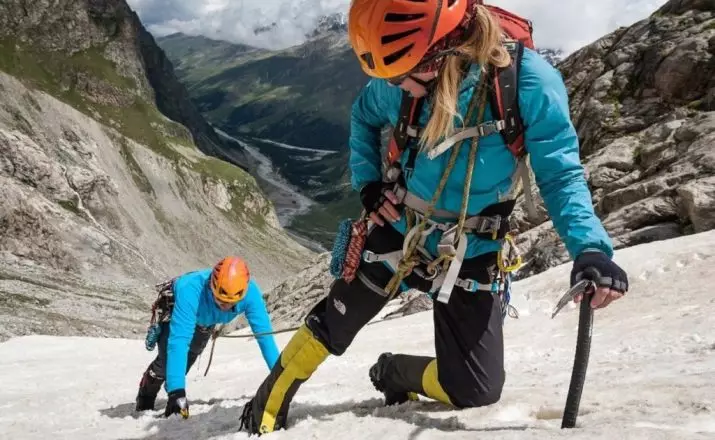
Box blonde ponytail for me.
[420,5,511,151]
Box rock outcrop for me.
[0,0,250,167]
[514,0,715,278]
[262,253,334,331]
[0,0,314,341]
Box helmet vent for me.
[384,12,426,23]
[360,52,376,69]
[381,27,421,44]
[384,43,414,65]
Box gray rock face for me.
[677,176,715,232]
[514,0,715,276]
[262,253,335,331]
[0,70,311,341]
[0,0,249,167]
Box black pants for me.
[308,222,504,406]
[137,322,214,398]
[248,222,505,432]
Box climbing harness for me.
[144,277,176,351]
[381,74,489,303]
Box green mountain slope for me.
[158,31,367,152]
[158,28,366,248]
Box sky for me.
[126,0,670,54]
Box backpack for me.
[144,277,177,351]
[385,5,540,222]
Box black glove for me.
[164,389,189,419]
[360,181,403,214]
[571,251,628,293]
[360,181,387,213]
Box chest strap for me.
[427,121,506,160]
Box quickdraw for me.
[495,233,523,320]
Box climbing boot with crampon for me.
[369,353,419,406]
[135,369,163,412]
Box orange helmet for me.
[210,257,250,304]
[348,0,470,79]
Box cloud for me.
[498,0,670,53]
[126,0,669,53]
[126,0,347,50]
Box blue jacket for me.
[165,269,279,392]
[349,47,613,262]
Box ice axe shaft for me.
[552,279,595,429]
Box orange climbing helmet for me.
[210,257,250,304]
[348,0,472,79]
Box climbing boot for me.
[369,352,419,406]
[241,324,330,434]
[135,369,163,412]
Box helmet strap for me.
[408,75,434,88]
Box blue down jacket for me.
[165,268,279,392]
[348,47,613,261]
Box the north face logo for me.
[333,298,346,315]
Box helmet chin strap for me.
[408,75,435,88]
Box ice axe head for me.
[551,279,595,319]
[177,397,189,419]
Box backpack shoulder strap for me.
[386,90,425,168]
[491,41,543,224]
[489,40,526,158]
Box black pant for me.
[307,222,504,406]
[137,322,214,398]
[248,222,505,432]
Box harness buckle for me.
[461,279,477,292]
[437,224,459,257]
[363,250,380,263]
[477,120,506,137]
[475,215,502,240]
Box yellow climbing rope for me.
[384,76,489,297]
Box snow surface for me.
[2,231,715,439]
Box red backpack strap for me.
[489,40,527,158]
[386,90,425,167]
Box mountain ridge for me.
[0,0,313,341]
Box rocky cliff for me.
[515,0,715,277]
[0,0,251,167]
[0,0,313,341]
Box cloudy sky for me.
[126,0,669,54]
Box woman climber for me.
[238,0,629,434]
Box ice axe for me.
[551,278,596,429]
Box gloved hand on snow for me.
[570,251,628,310]
[164,389,189,419]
